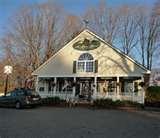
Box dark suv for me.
[0,88,41,109]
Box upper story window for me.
[77,53,94,72]
[79,53,94,60]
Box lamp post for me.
[4,65,13,96]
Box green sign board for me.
[73,38,100,51]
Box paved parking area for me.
[0,107,159,138]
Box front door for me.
[77,78,94,100]
[80,81,90,97]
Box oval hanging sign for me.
[73,38,100,51]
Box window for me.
[79,53,93,60]
[108,81,116,92]
[97,79,117,94]
[39,87,45,92]
[86,61,94,72]
[77,62,85,72]
[77,53,94,72]
[11,92,17,97]
[56,78,73,93]
[16,90,25,96]
[124,81,133,93]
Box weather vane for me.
[83,19,89,29]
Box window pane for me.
[124,81,133,93]
[39,87,44,92]
[77,61,94,72]
[78,62,85,72]
[86,61,94,72]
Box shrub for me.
[145,86,160,107]
[93,98,142,108]
[113,100,123,106]
[93,98,114,108]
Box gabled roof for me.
[85,29,150,73]
[32,29,150,75]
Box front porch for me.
[36,76,145,103]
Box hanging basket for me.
[139,82,145,87]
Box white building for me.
[32,29,150,103]
[150,68,160,86]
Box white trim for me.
[72,77,76,97]
[35,77,39,92]
[116,76,120,97]
[38,74,144,78]
[54,77,57,95]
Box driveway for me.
[0,107,159,138]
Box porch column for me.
[116,76,120,99]
[45,79,48,93]
[35,76,39,93]
[53,77,57,95]
[94,77,97,99]
[141,76,145,104]
[72,77,76,98]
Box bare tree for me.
[40,3,64,61]
[135,3,160,70]
[118,5,139,55]
[1,2,84,88]
[10,6,44,70]
[6,2,65,70]
[84,0,120,44]
[59,15,83,48]
[0,2,66,87]
[146,5,160,70]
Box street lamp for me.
[4,65,13,96]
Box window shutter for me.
[95,60,98,73]
[73,61,77,73]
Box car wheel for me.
[15,102,21,109]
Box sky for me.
[0,0,157,62]
[0,0,156,35]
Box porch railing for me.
[93,90,144,103]
[39,91,73,99]
[38,90,144,104]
